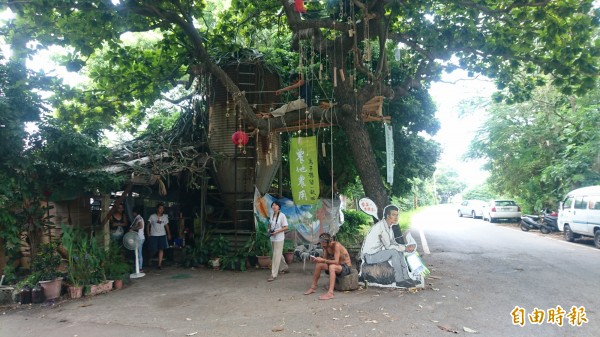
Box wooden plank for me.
[273,122,333,133]
[363,116,391,122]
[362,95,384,117]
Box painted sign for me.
[358,197,379,220]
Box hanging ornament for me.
[294,0,307,13]
[231,130,249,150]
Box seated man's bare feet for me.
[303,287,316,295]
[318,292,334,300]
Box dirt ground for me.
[1,252,455,337]
[2,207,598,337]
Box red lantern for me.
[43,190,52,201]
[294,0,307,13]
[232,130,249,149]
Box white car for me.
[483,200,521,223]
[458,200,487,219]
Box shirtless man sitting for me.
[304,233,352,300]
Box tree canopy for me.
[468,81,600,211]
[1,0,598,211]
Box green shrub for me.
[104,242,129,280]
[31,242,63,281]
[336,210,372,248]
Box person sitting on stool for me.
[304,233,352,300]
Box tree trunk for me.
[338,112,390,216]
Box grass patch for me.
[398,208,420,232]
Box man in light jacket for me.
[361,205,418,287]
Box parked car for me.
[482,200,521,223]
[557,185,600,249]
[458,200,487,219]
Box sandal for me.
[279,269,289,274]
[267,276,276,282]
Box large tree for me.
[2,0,598,211]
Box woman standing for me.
[130,206,145,272]
[267,201,289,282]
[146,203,171,270]
[109,203,128,242]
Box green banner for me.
[289,136,320,205]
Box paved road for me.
[1,204,598,336]
[411,203,599,336]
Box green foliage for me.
[462,184,496,202]
[74,233,111,284]
[397,208,419,233]
[253,231,272,257]
[435,167,468,202]
[1,264,17,285]
[1,0,598,215]
[336,210,372,248]
[392,177,439,210]
[61,225,92,287]
[104,242,129,280]
[207,235,230,258]
[220,250,248,272]
[15,272,42,290]
[252,215,273,256]
[181,229,220,267]
[181,245,210,268]
[468,83,600,211]
[31,242,63,281]
[283,240,295,252]
[0,57,122,272]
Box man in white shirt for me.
[360,205,418,287]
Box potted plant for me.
[86,233,109,295]
[104,242,130,290]
[254,231,272,269]
[207,235,230,270]
[32,242,64,300]
[221,245,250,272]
[283,240,295,265]
[61,226,92,298]
[240,235,258,267]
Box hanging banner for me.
[384,123,394,185]
[289,136,320,205]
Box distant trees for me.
[467,83,600,211]
[434,167,467,203]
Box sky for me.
[430,71,495,187]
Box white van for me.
[557,185,600,248]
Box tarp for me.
[253,188,342,245]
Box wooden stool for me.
[334,268,359,291]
